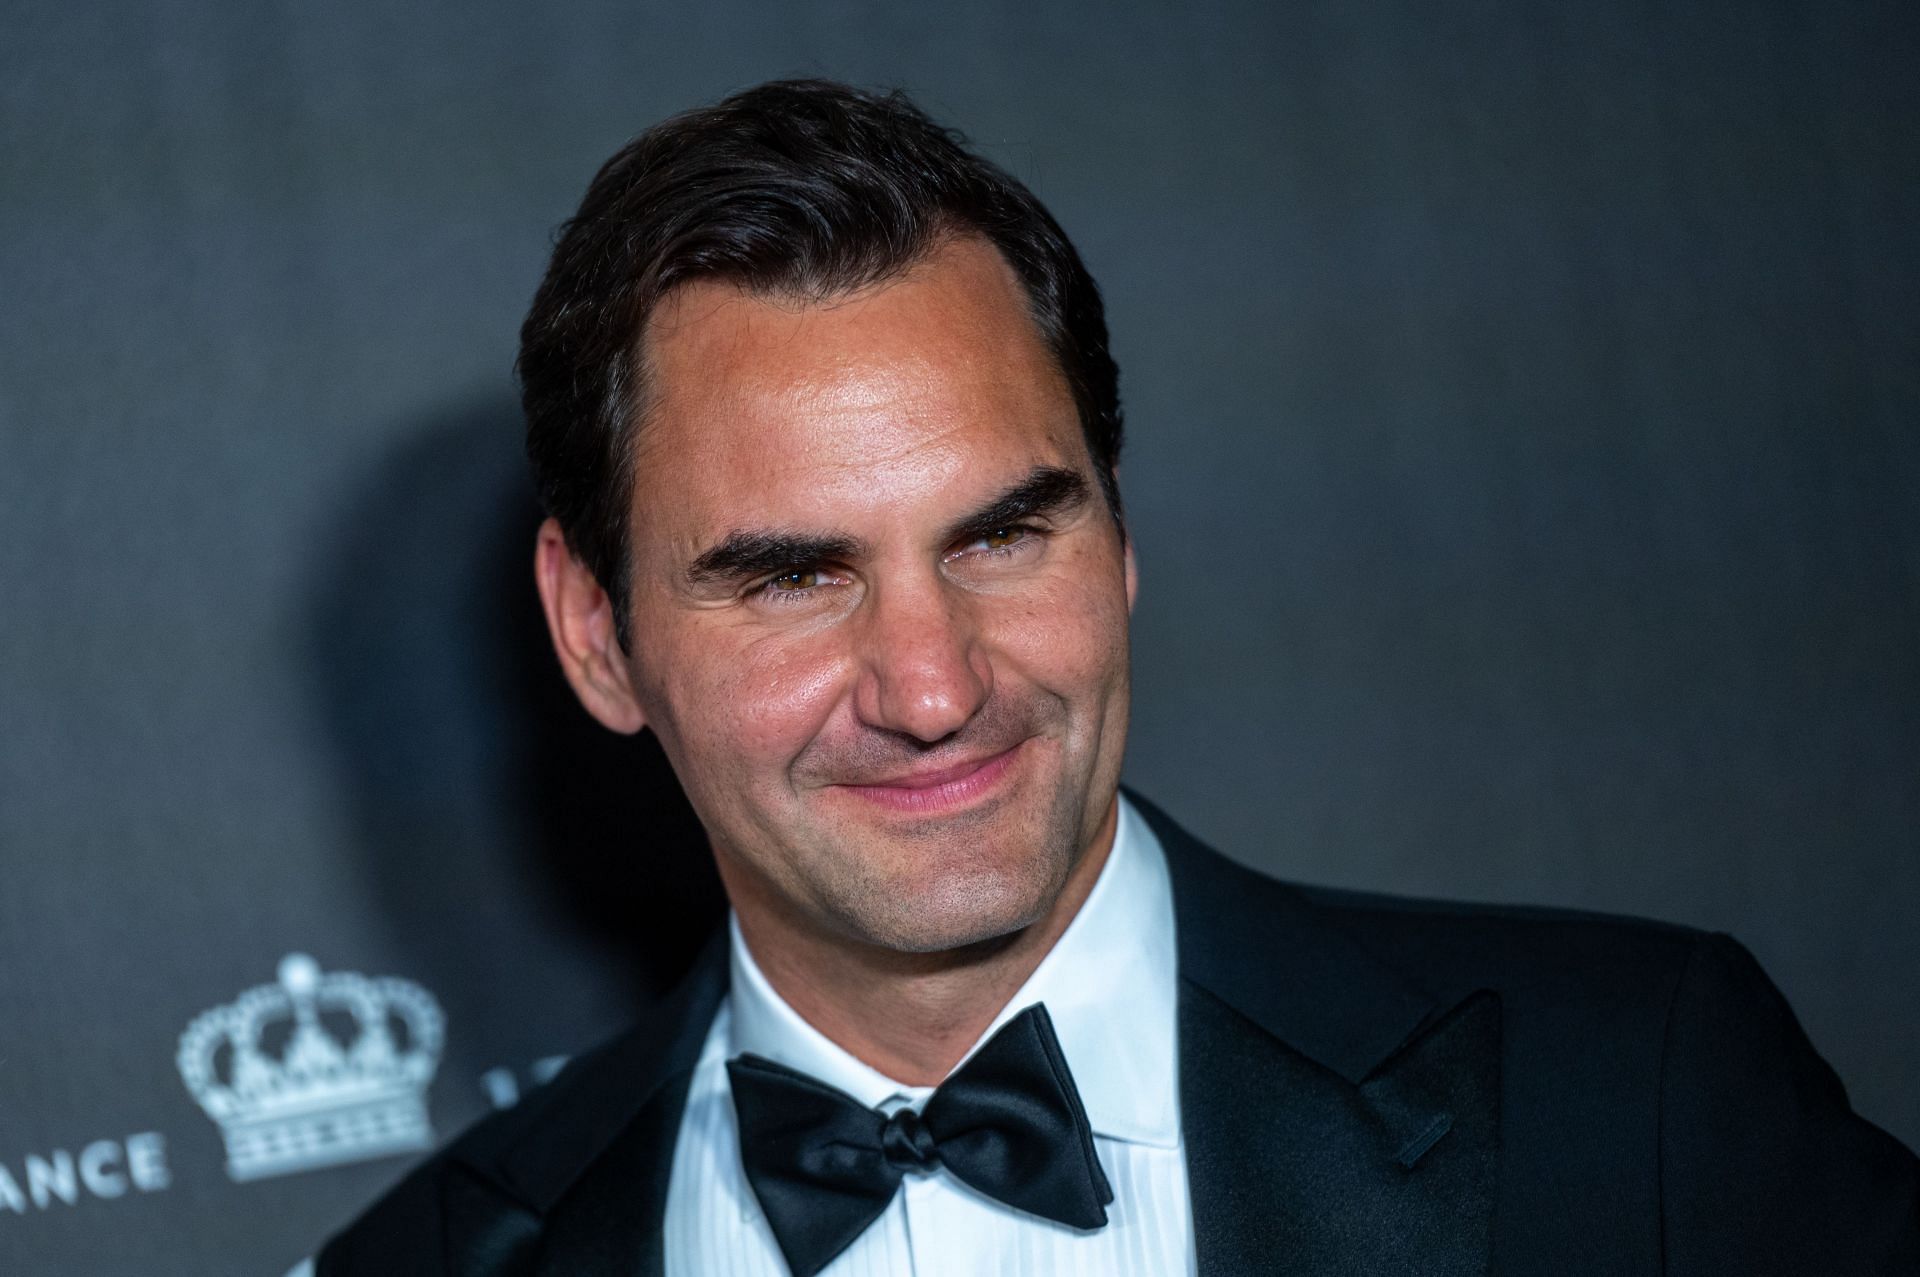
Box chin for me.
[833,849,1069,955]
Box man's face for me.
[598,236,1135,955]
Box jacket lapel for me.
[1136,794,1502,1276]
[521,933,729,1277]
[530,1068,696,1277]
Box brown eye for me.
[768,569,819,591]
[943,525,1041,568]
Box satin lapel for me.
[531,1066,697,1277]
[1130,792,1501,1276]
[511,931,728,1277]
[1181,981,1500,1276]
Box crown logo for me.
[177,954,445,1182]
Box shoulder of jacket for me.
[315,1022,654,1275]
[1298,874,1710,999]
[317,931,729,1274]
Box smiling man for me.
[319,80,1918,1276]
[591,237,1135,1010]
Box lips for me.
[833,740,1026,814]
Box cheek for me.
[657,625,853,780]
[990,549,1133,693]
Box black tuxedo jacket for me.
[320,795,1919,1274]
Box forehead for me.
[628,237,1084,552]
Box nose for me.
[853,576,992,743]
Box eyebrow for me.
[940,464,1089,548]
[682,464,1092,587]
[684,529,863,587]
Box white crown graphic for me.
[177,953,445,1182]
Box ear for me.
[533,518,646,734]
[1123,531,1139,614]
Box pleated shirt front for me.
[662,795,1196,1276]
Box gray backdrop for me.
[2,1,1914,1272]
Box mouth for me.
[832,740,1027,816]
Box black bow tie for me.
[726,1002,1114,1277]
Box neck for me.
[724,799,1120,1086]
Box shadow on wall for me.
[304,397,722,1082]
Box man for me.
[320,80,1918,1275]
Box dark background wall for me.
[2,1,1914,1272]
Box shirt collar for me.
[726,793,1182,1149]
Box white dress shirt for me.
[662,795,1197,1276]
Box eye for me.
[766,569,820,592]
[947,523,1043,566]
[752,566,843,606]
